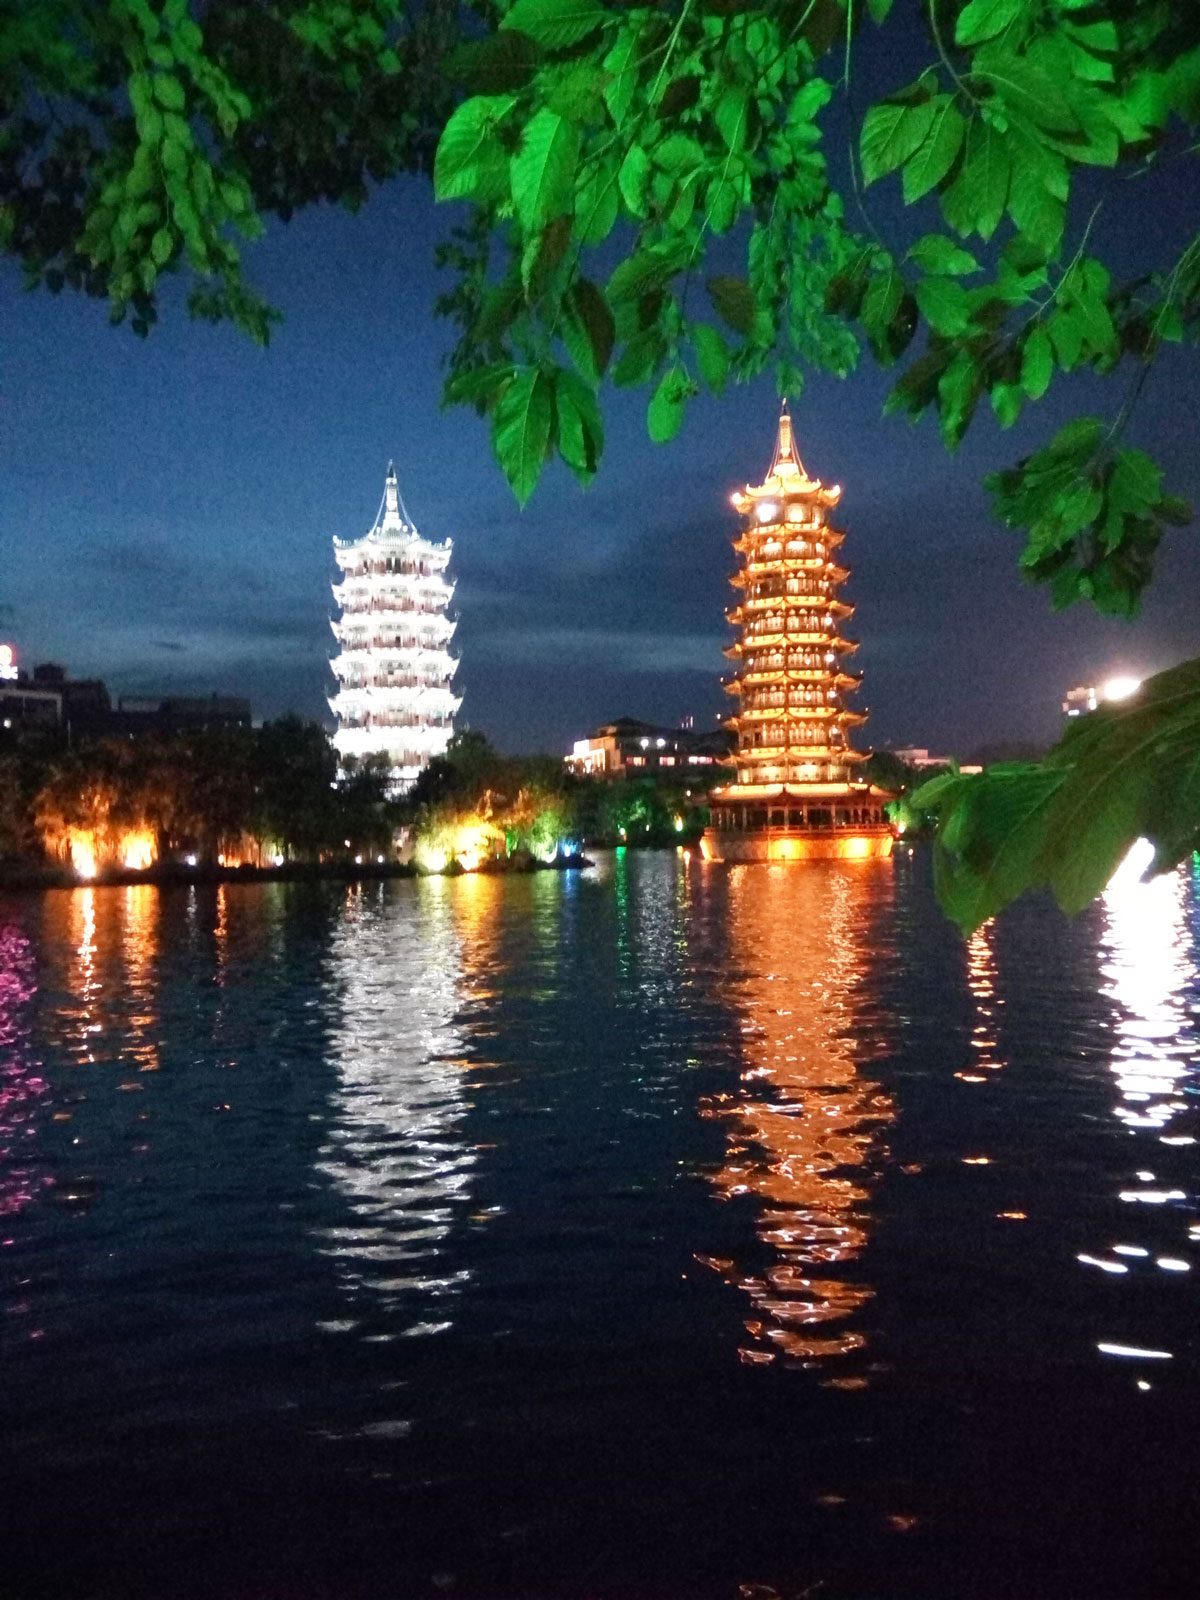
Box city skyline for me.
[4,176,1198,760]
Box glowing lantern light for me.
[71,834,98,880]
[1103,676,1142,703]
[414,842,448,874]
[120,832,155,871]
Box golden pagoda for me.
[701,407,895,862]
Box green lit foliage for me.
[1,0,460,338]
[10,719,396,867]
[434,0,1198,600]
[895,659,1200,932]
[431,0,1200,926]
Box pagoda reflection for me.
[317,880,475,1332]
[1076,855,1200,1351]
[703,862,895,1374]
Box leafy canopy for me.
[1,0,461,338]
[430,0,1200,926]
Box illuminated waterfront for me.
[2,851,1199,1599]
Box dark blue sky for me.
[3,149,1197,758]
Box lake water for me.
[2,850,1198,1599]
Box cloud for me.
[467,626,724,674]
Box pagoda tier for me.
[328,464,461,795]
[701,408,895,863]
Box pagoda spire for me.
[375,459,416,533]
[700,410,896,863]
[771,401,804,482]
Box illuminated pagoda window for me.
[329,463,461,795]
[701,407,895,863]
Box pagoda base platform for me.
[699,825,894,863]
[701,781,896,863]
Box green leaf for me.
[612,327,666,387]
[575,155,619,243]
[655,132,705,175]
[902,98,965,202]
[789,77,833,126]
[973,45,1079,133]
[715,86,750,153]
[860,265,905,361]
[447,31,541,94]
[501,0,609,50]
[510,108,580,231]
[555,368,604,484]
[921,765,1070,932]
[907,234,978,276]
[867,0,893,20]
[1042,658,1200,908]
[521,213,571,297]
[150,226,173,266]
[706,275,756,336]
[607,242,686,304]
[617,144,649,215]
[561,278,615,382]
[920,660,1200,930]
[1007,149,1066,258]
[152,73,186,112]
[991,380,1022,428]
[1020,325,1053,399]
[434,96,516,203]
[940,120,1010,240]
[936,348,981,448]
[691,323,730,394]
[915,275,971,335]
[602,28,639,126]
[955,0,1023,48]
[492,367,553,505]
[647,363,690,443]
[860,96,937,186]
[444,363,517,411]
[1048,305,1084,370]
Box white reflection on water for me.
[317,881,474,1333]
[1100,859,1198,1138]
[1088,858,1200,1356]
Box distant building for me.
[0,647,253,741]
[567,717,733,778]
[1,644,61,732]
[329,463,460,794]
[110,694,252,736]
[890,746,982,774]
[1063,685,1098,718]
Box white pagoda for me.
[329,463,461,793]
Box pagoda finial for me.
[769,400,804,481]
[385,461,400,518]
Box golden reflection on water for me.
[703,862,896,1376]
[957,919,1003,1083]
[121,885,160,1074]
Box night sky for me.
[3,92,1198,759]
